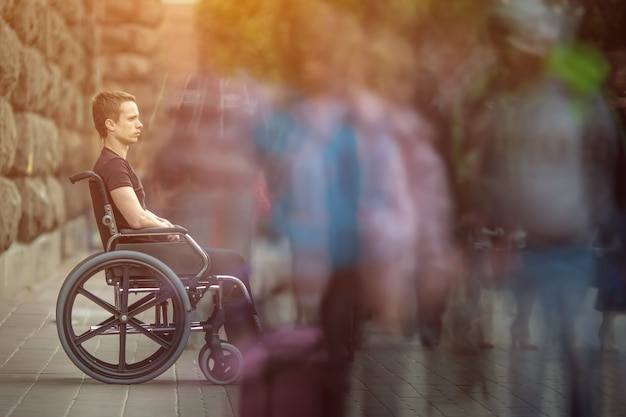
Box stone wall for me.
[0,0,166,296]
[95,0,167,175]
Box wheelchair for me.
[56,171,258,385]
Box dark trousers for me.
[319,265,361,417]
[416,277,449,348]
[203,247,262,346]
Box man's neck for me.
[103,139,129,160]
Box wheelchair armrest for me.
[69,170,99,184]
[120,225,189,235]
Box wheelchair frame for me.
[56,170,255,384]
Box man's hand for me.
[167,233,181,242]
[159,217,181,242]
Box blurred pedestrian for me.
[248,87,362,417]
[593,130,626,352]
[415,23,511,351]
[348,87,418,336]
[474,0,620,414]
[480,0,617,350]
[389,99,459,348]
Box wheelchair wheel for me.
[56,250,192,384]
[198,342,243,384]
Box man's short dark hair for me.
[92,91,137,139]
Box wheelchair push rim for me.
[56,251,192,384]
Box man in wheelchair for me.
[91,90,262,349]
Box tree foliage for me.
[194,1,442,86]
[195,0,283,81]
[194,0,625,104]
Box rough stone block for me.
[0,0,17,20]
[61,175,91,220]
[11,112,37,176]
[0,176,21,252]
[10,0,44,48]
[9,46,50,112]
[97,54,154,81]
[15,176,59,243]
[54,79,86,129]
[49,175,68,219]
[0,98,17,174]
[12,112,61,176]
[0,18,21,98]
[42,63,63,119]
[71,23,97,59]
[57,34,86,86]
[48,0,85,24]
[98,0,163,27]
[81,58,99,95]
[46,175,67,226]
[58,129,97,219]
[41,8,65,61]
[100,24,161,55]
[58,129,83,174]
[40,118,63,173]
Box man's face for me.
[110,101,143,144]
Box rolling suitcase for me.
[239,325,346,417]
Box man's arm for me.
[110,186,180,241]
[147,210,176,227]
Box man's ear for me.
[105,119,116,131]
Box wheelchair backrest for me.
[88,177,119,251]
[68,170,119,251]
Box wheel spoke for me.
[127,290,174,318]
[118,323,127,371]
[120,265,131,315]
[74,315,120,345]
[211,358,227,378]
[76,287,118,316]
[127,318,174,349]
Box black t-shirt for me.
[93,147,147,234]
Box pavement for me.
[1,251,626,417]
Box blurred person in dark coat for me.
[474,0,619,415]
[591,51,626,353]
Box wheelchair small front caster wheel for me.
[198,342,243,384]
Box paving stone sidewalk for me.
[1,253,626,417]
